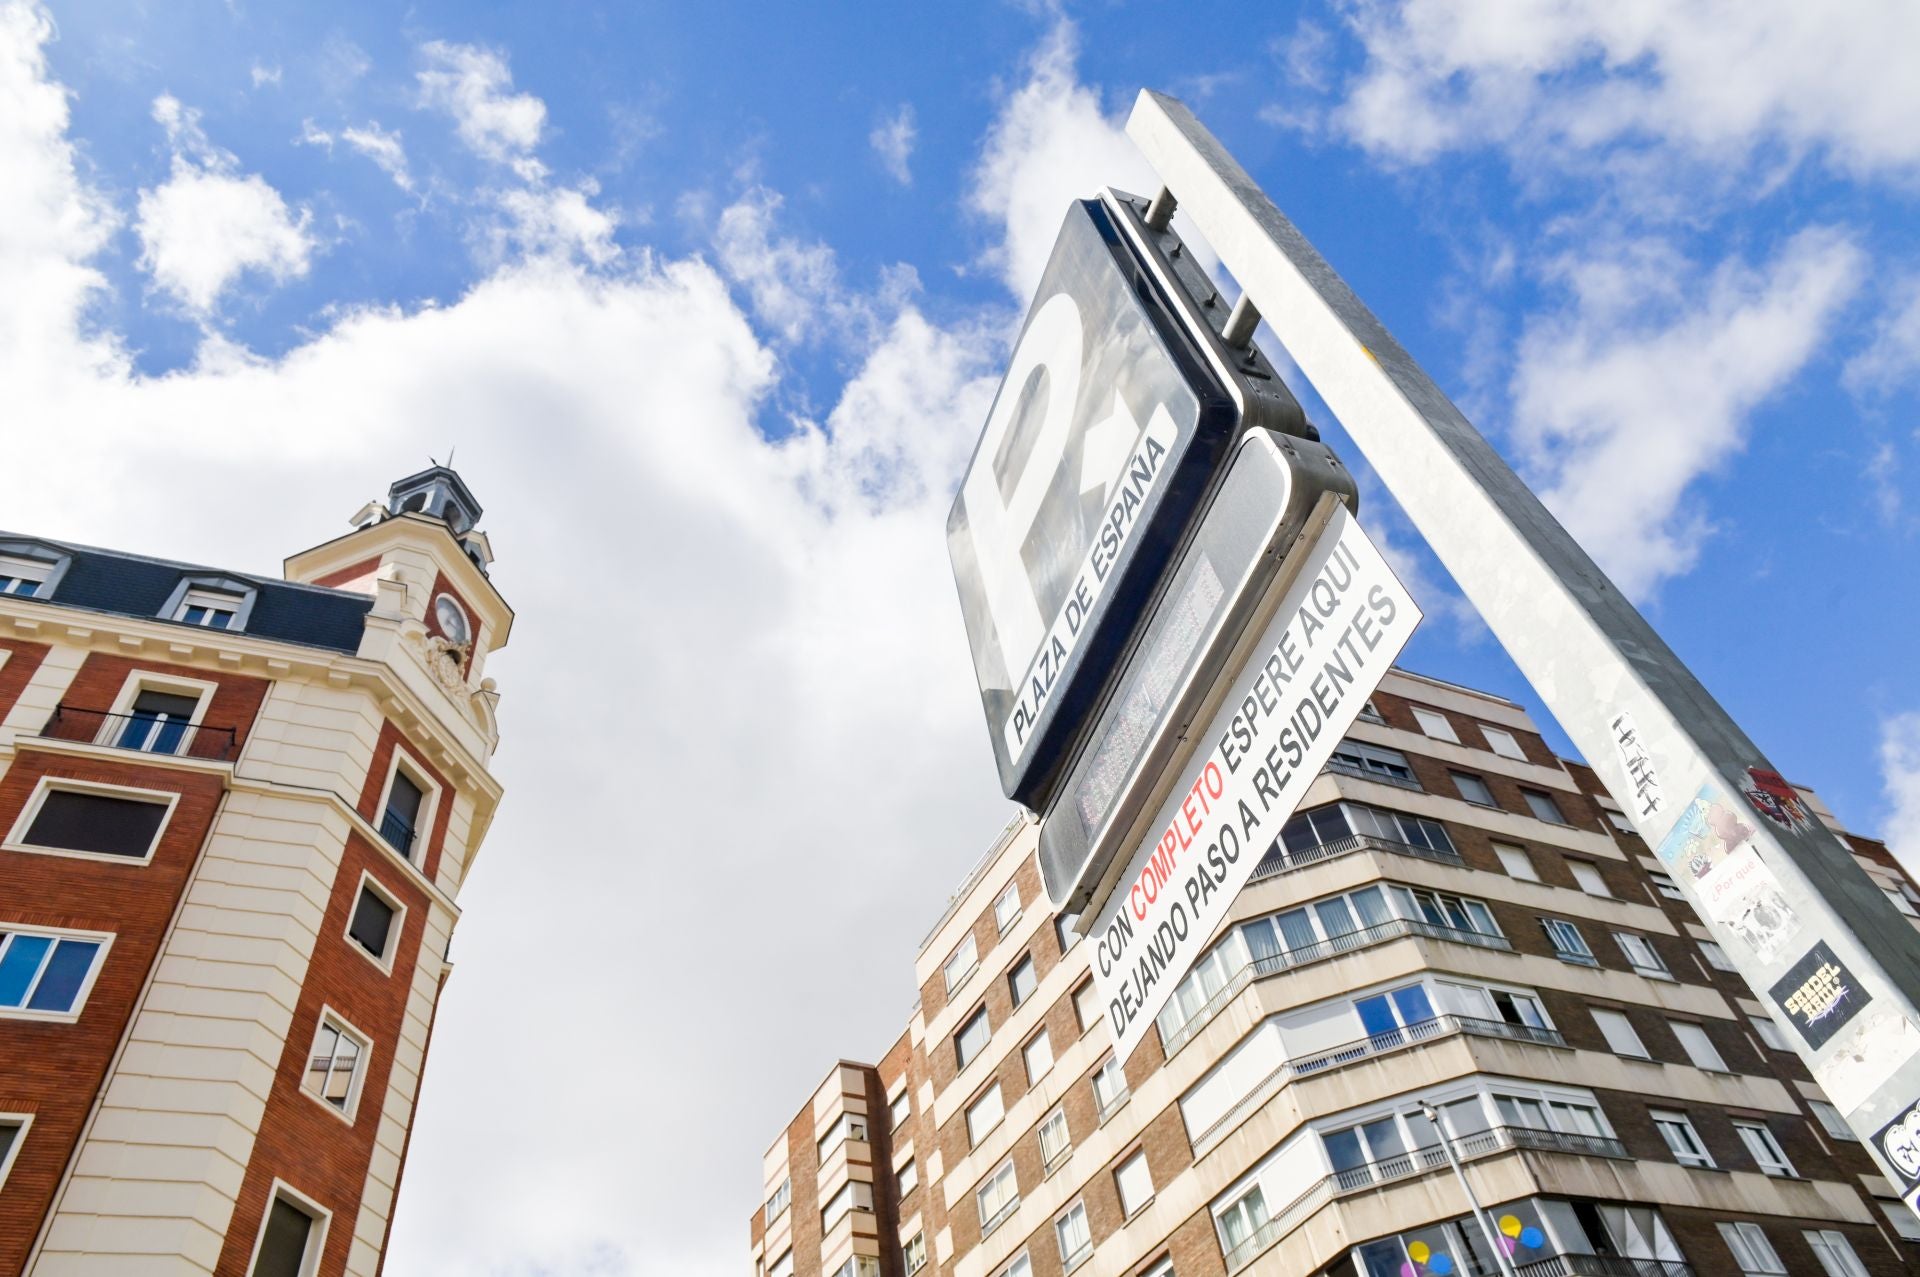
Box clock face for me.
[433,594,471,645]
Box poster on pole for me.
[1089,505,1420,1063]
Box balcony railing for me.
[1248,832,1462,885]
[1061,1242,1092,1273]
[1191,1015,1567,1151]
[1096,1086,1130,1125]
[1160,918,1512,1059]
[40,705,236,762]
[1516,1257,1694,1277]
[1325,758,1423,790]
[379,809,418,855]
[979,1194,1020,1239]
[1223,1125,1631,1270]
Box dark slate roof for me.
[1,531,372,654]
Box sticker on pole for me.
[1088,505,1420,1063]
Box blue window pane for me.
[1324,1127,1366,1172]
[0,935,53,1007]
[28,940,100,1012]
[1355,994,1398,1039]
[1391,985,1436,1025]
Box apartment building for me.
[750,668,1920,1277]
[0,465,508,1276]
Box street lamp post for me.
[1421,1102,1522,1277]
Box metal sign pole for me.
[1125,89,1920,1187]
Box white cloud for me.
[136,94,315,315]
[1845,277,1920,396]
[340,121,413,192]
[249,62,281,88]
[1509,228,1862,597]
[1882,712,1920,880]
[870,103,916,184]
[417,39,547,180]
[0,7,1030,1274]
[1328,0,1920,180]
[490,181,619,265]
[967,20,1155,298]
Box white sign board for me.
[1089,505,1420,1063]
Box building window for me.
[763,1178,790,1225]
[1073,979,1100,1034]
[347,874,403,968]
[1718,1222,1787,1276]
[1522,789,1569,824]
[817,1112,868,1159]
[0,553,55,597]
[1140,1260,1174,1277]
[114,687,205,755]
[977,1160,1018,1235]
[1569,861,1611,897]
[302,1013,370,1120]
[944,932,979,995]
[903,1233,928,1275]
[1412,707,1458,742]
[1494,843,1539,881]
[1055,912,1081,951]
[1670,1020,1729,1072]
[821,1180,873,1231]
[889,1088,910,1129]
[1278,801,1455,861]
[966,1083,1005,1146]
[0,926,110,1018]
[1749,1013,1787,1050]
[1592,1007,1650,1058]
[1024,1028,1054,1083]
[1650,1109,1714,1167]
[1055,1201,1092,1271]
[896,1157,918,1198]
[1876,1198,1920,1241]
[828,1259,879,1277]
[1803,1230,1871,1277]
[1735,1120,1795,1177]
[1093,1055,1128,1122]
[170,583,253,631]
[955,1007,991,1069]
[1039,1108,1071,1173]
[1358,699,1385,722]
[1700,941,1736,972]
[1541,918,1596,965]
[1114,1149,1154,1217]
[1451,771,1497,807]
[768,1249,794,1277]
[377,763,430,860]
[1328,740,1421,789]
[0,1114,27,1190]
[1809,1099,1855,1140]
[11,781,173,862]
[248,1185,327,1277]
[1603,806,1637,835]
[1649,869,1685,900]
[1008,954,1037,1007]
[1000,1253,1032,1277]
[1614,932,1671,980]
[1482,725,1527,760]
[995,880,1023,933]
[1213,1182,1270,1256]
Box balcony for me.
[379,809,418,856]
[1516,1258,1694,1277]
[1248,832,1462,885]
[1160,917,1511,1059]
[1191,1015,1567,1151]
[1223,1124,1631,1270]
[40,705,236,762]
[1324,757,1422,791]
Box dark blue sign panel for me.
[948,198,1247,808]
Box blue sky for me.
[6,1,1920,1272]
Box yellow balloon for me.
[1409,1242,1431,1262]
[1500,1215,1523,1238]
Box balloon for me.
[1409,1242,1431,1263]
[1500,1214,1523,1238]
[1431,1255,1455,1275]
[1520,1227,1545,1248]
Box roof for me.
[1,531,373,655]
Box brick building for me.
[750,668,1920,1277]
[0,465,508,1275]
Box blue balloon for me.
[1430,1255,1454,1275]
[1519,1227,1545,1249]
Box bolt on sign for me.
[946,194,1304,809]
[1090,506,1420,1064]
